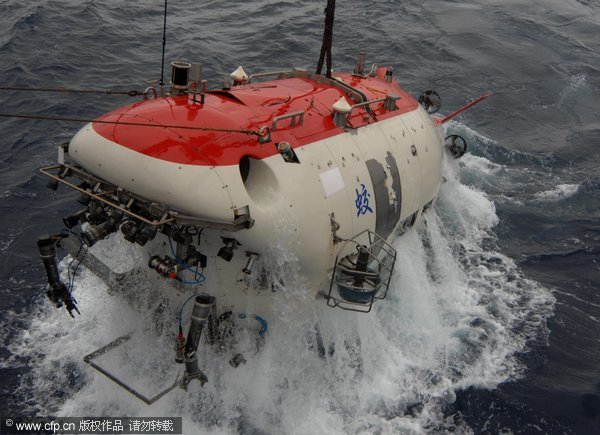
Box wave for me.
[534,183,580,201]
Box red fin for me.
[436,92,492,125]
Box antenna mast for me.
[159,0,169,95]
[316,0,336,78]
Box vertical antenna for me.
[159,0,169,95]
[316,0,336,78]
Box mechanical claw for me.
[180,351,208,390]
[37,234,80,317]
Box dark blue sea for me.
[1,0,599,433]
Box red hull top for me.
[93,68,419,166]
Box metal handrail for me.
[247,70,295,83]
[271,111,305,131]
[348,97,386,118]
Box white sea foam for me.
[0,228,19,253]
[460,154,505,176]
[534,183,580,201]
[7,154,555,434]
[558,73,589,107]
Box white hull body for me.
[70,104,444,315]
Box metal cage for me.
[326,229,396,313]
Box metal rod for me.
[159,0,169,88]
[0,86,141,96]
[0,113,260,136]
[248,70,295,82]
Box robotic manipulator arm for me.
[37,234,80,318]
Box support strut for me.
[316,0,336,78]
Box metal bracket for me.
[257,126,271,144]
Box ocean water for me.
[0,0,599,433]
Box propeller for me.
[445,134,467,159]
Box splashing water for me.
[4,150,554,434]
[534,184,580,201]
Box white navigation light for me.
[332,97,352,127]
[230,66,248,85]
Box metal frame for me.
[83,333,180,405]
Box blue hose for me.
[239,313,268,337]
[254,315,269,337]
